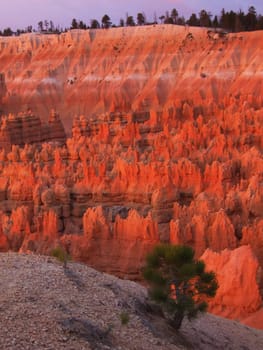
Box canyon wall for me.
[0,26,262,131]
[0,25,263,323]
[0,73,6,107]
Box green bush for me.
[120,311,130,325]
[51,246,71,268]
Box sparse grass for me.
[120,311,130,326]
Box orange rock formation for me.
[0,110,66,151]
[0,25,263,324]
[201,246,262,321]
[0,26,262,130]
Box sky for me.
[0,0,263,30]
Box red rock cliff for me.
[0,26,262,131]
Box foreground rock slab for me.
[0,253,262,350]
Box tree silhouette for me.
[171,8,178,24]
[126,16,135,26]
[90,19,100,29]
[212,16,219,28]
[38,21,43,32]
[164,11,174,24]
[79,21,87,30]
[159,15,165,24]
[256,14,263,30]
[71,18,78,30]
[44,20,49,31]
[246,6,257,31]
[26,25,33,33]
[199,9,211,27]
[49,21,54,32]
[119,18,125,27]
[101,14,111,29]
[177,16,185,25]
[137,13,145,26]
[2,28,13,36]
[187,13,199,26]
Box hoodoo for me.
[0,25,263,326]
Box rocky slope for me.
[0,25,263,326]
[0,252,263,350]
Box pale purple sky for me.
[0,0,262,30]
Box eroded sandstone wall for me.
[0,26,263,322]
[0,110,66,151]
[0,26,262,131]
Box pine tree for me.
[187,13,199,27]
[199,9,212,27]
[246,6,257,31]
[38,21,44,32]
[126,16,135,26]
[171,8,178,24]
[90,19,100,29]
[71,18,78,30]
[137,13,145,26]
[143,244,218,329]
[101,14,111,29]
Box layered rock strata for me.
[0,110,66,151]
[0,26,263,323]
[0,26,262,131]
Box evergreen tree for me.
[126,16,135,26]
[246,6,257,31]
[171,8,178,24]
[164,11,174,24]
[90,19,100,29]
[159,15,165,24]
[119,18,125,27]
[256,14,263,30]
[199,9,212,27]
[79,20,87,30]
[177,17,185,26]
[71,18,78,30]
[38,21,44,32]
[2,27,13,36]
[220,8,227,28]
[44,20,49,31]
[237,10,246,31]
[26,25,33,33]
[143,244,218,330]
[212,15,219,28]
[187,13,199,27]
[228,10,237,32]
[101,14,111,28]
[49,20,54,32]
[137,13,145,26]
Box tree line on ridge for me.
[0,6,262,36]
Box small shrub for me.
[120,311,130,325]
[51,246,71,268]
